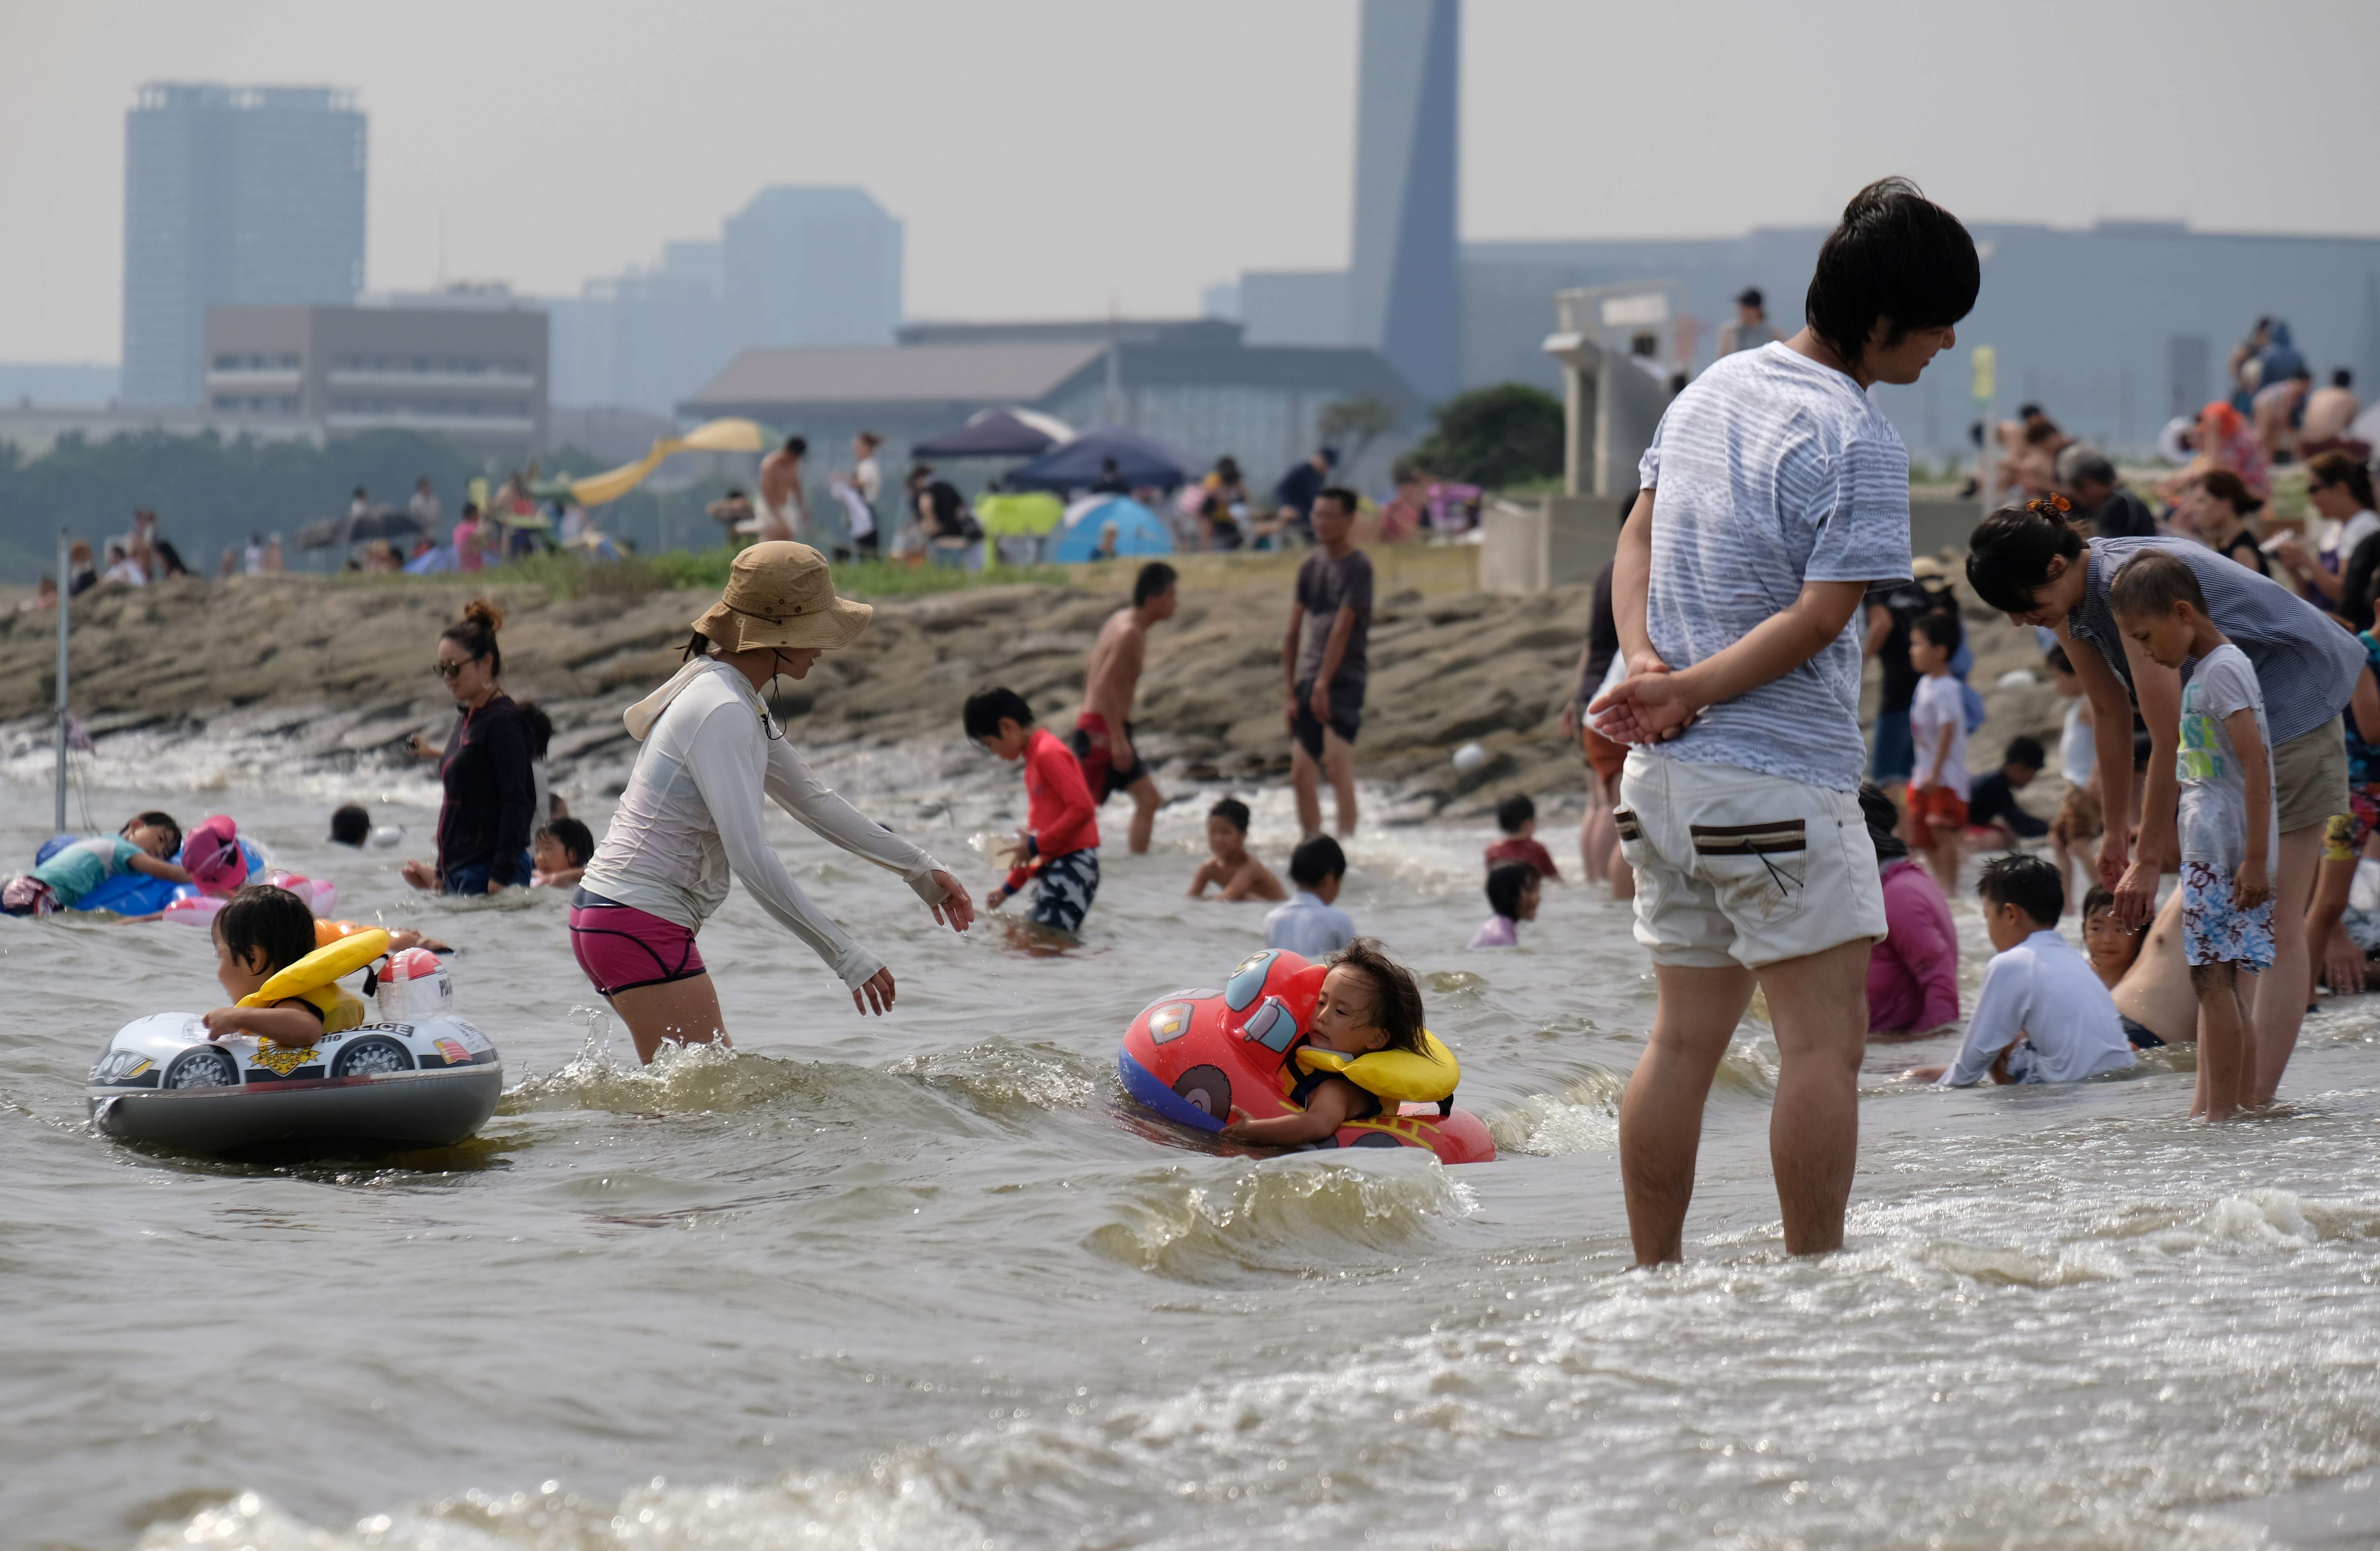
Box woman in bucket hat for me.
[574,542,974,1061]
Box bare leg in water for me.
[608,974,729,1064]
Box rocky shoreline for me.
[0,566,2067,822]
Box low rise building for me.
[203,299,547,451]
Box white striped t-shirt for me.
[1636,342,1913,791]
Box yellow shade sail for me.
[568,418,769,507]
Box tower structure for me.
[1347,0,1460,401]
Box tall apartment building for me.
[122,83,367,407]
[723,187,902,350]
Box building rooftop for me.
[686,342,1107,409]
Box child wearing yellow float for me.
[203,885,381,1047]
[1223,938,1429,1146]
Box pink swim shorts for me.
[569,889,706,996]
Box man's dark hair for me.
[1289,833,1347,888]
[215,884,318,977]
[1486,861,1538,920]
[1328,937,1425,1053]
[539,816,595,866]
[1133,561,1177,607]
[1803,177,1979,368]
[1209,798,1250,833]
[1495,793,1536,834]
[1977,853,2063,927]
[2016,403,2044,421]
[782,436,807,457]
[962,685,1035,739]
[329,805,370,846]
[1914,610,1962,653]
[1966,500,2087,614]
[2108,551,2208,619]
[517,701,553,760]
[127,811,183,855]
[1315,486,1359,518]
[2334,368,2354,389]
[1735,286,1763,310]
[2003,734,2045,770]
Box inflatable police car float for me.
[85,928,501,1156]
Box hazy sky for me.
[3,0,2375,363]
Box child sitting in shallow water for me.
[1187,798,1286,901]
[203,885,364,1047]
[531,817,594,889]
[1468,862,1540,948]
[2079,884,2142,993]
[1223,938,1428,1146]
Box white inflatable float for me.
[85,936,501,1155]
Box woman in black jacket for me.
[401,599,535,894]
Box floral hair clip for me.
[2026,494,2072,516]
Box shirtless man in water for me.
[752,436,809,543]
[1070,561,1178,854]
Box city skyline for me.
[4,0,2378,366]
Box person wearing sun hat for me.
[574,542,975,1061]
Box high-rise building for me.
[122,83,366,407]
[722,187,903,351]
[548,240,732,413]
[1348,0,1460,401]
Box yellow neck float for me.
[1293,1029,1459,1105]
[237,927,388,1037]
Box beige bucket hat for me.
[690,541,873,652]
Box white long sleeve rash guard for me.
[580,657,947,989]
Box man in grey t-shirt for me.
[1282,488,1372,836]
[1593,177,1978,1265]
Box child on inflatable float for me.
[1119,938,1496,1163]
[204,885,385,1044]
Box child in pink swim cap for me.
[181,815,251,894]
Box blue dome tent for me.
[1052,497,1176,562]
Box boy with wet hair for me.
[966,685,1100,937]
[2108,549,2275,1120]
[1902,855,2133,1087]
[329,805,371,847]
[1188,797,1286,901]
[1266,834,1354,956]
[1484,793,1561,880]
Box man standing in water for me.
[1592,178,1979,1263]
[1284,488,1372,837]
[1071,562,1178,854]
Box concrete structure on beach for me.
[122,83,367,408]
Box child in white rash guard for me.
[1902,854,2133,1087]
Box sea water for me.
[2,732,2378,1549]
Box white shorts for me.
[1615,751,1887,969]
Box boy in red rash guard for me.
[965,686,1101,937]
